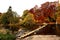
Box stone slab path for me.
[23,35,60,40]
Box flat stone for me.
[23,35,60,40]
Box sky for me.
[0,0,58,16]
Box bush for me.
[0,32,16,40]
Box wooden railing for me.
[17,23,47,39]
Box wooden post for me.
[58,0,60,6]
[59,0,60,4]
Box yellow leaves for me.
[21,12,35,24]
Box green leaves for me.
[1,13,9,24]
[0,33,15,40]
[0,6,19,24]
[0,6,20,33]
[21,13,36,30]
[22,10,29,20]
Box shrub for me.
[0,32,16,40]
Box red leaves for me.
[29,8,34,14]
[29,2,56,23]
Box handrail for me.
[18,23,48,39]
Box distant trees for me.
[56,6,60,17]
[21,12,36,30]
[20,2,58,30]
[1,6,19,24]
[0,1,58,32]
[1,13,9,24]
[22,10,29,20]
[0,6,20,33]
[29,2,56,23]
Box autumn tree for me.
[29,2,56,23]
[21,12,37,30]
[22,10,29,20]
[0,6,20,33]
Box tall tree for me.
[21,12,36,30]
[22,10,29,20]
[0,6,20,33]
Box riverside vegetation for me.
[0,1,60,40]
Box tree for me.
[6,6,19,24]
[1,6,19,24]
[21,12,37,30]
[1,13,9,24]
[0,6,20,33]
[22,10,29,20]
[29,2,56,23]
